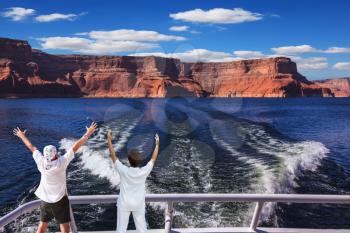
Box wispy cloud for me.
[35,12,86,22]
[170,8,263,24]
[324,47,350,54]
[74,32,89,36]
[333,62,350,70]
[190,30,201,34]
[169,25,189,32]
[169,25,200,34]
[2,7,86,23]
[233,50,265,59]
[2,7,35,21]
[269,14,281,18]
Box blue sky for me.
[0,0,349,80]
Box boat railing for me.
[1,193,350,233]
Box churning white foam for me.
[59,117,142,188]
[211,122,329,222]
[246,127,329,192]
[257,139,328,221]
[60,137,121,187]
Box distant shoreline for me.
[1,95,346,99]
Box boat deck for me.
[2,194,350,233]
[75,228,350,233]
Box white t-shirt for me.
[33,148,75,203]
[115,159,153,211]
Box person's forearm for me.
[107,137,117,163]
[20,136,36,153]
[72,122,97,153]
[72,134,89,153]
[151,144,159,162]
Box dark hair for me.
[128,149,142,167]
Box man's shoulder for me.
[33,149,42,157]
[137,160,154,175]
[116,159,128,171]
[142,160,154,169]
[32,149,44,164]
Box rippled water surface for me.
[0,98,350,232]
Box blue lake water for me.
[0,98,349,232]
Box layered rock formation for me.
[315,78,350,97]
[0,37,333,98]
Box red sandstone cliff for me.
[0,38,333,98]
[315,78,350,97]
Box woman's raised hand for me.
[155,133,159,146]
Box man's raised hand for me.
[13,127,27,139]
[13,127,36,152]
[85,122,97,138]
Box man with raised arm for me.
[107,131,159,233]
[13,122,98,233]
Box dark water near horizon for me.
[0,98,350,232]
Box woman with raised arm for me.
[13,122,98,233]
[107,131,160,233]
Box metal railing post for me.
[69,204,78,233]
[164,201,173,233]
[249,201,264,232]
[2,194,350,231]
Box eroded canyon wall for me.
[0,38,333,98]
[315,78,350,97]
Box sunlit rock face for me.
[0,38,332,98]
[315,78,350,97]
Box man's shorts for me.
[40,195,71,224]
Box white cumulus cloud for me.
[272,45,318,54]
[38,28,187,54]
[333,62,350,71]
[169,25,189,32]
[169,8,263,24]
[291,57,328,70]
[272,45,350,55]
[38,37,157,54]
[39,37,91,50]
[86,29,185,42]
[35,12,85,22]
[2,7,35,21]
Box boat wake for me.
[5,100,330,231]
[210,118,329,221]
[60,101,329,228]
